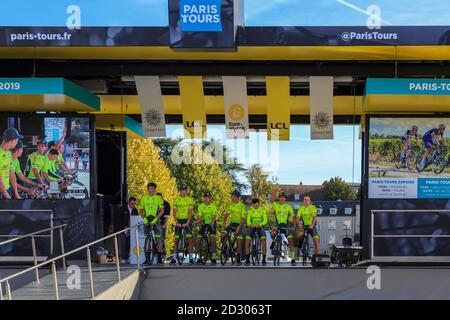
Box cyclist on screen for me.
[220,190,247,265]
[245,198,268,266]
[195,191,218,265]
[139,182,164,265]
[0,128,20,199]
[26,141,47,187]
[10,141,45,198]
[420,124,447,168]
[401,125,419,155]
[297,195,320,255]
[170,184,195,265]
[270,191,297,265]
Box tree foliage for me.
[127,138,178,255]
[322,177,357,201]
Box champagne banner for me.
[310,76,334,140]
[178,76,207,139]
[222,76,249,139]
[135,76,166,137]
[266,76,290,141]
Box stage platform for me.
[139,263,450,300]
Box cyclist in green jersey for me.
[11,141,45,198]
[195,191,218,265]
[245,198,268,266]
[297,195,320,254]
[26,141,47,186]
[139,182,165,264]
[41,149,65,185]
[220,190,246,265]
[270,192,297,265]
[171,184,195,265]
[0,128,20,199]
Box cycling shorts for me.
[246,227,266,240]
[272,223,295,239]
[175,219,192,238]
[144,220,162,238]
[197,224,216,238]
[222,222,244,239]
[299,225,320,239]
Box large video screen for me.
[0,115,92,200]
[368,117,450,199]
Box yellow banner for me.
[266,76,290,141]
[178,76,207,139]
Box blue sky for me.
[0,0,449,26]
[165,125,362,185]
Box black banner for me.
[1,25,450,47]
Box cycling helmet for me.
[439,124,446,130]
[412,125,418,131]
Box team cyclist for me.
[420,124,447,168]
[195,191,218,265]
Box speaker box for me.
[311,254,331,268]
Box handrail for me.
[0,224,67,247]
[0,223,143,300]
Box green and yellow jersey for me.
[297,205,317,226]
[272,202,294,225]
[27,151,45,180]
[227,201,247,224]
[11,158,22,175]
[246,207,268,227]
[173,195,194,220]
[140,194,163,224]
[0,147,12,189]
[198,202,218,225]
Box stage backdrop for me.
[362,115,450,261]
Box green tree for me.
[322,177,357,201]
[127,138,178,255]
[153,138,247,192]
[245,164,278,225]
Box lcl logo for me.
[185,120,205,128]
[270,122,288,129]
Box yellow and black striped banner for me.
[178,76,207,139]
[266,76,290,141]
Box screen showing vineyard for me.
[368,117,450,199]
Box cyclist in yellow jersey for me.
[10,141,45,198]
[245,198,268,266]
[297,195,320,254]
[195,191,218,265]
[270,192,297,265]
[26,141,47,186]
[0,128,20,199]
[139,182,164,264]
[221,190,246,265]
[171,184,195,265]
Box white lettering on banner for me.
[368,178,417,199]
[181,5,220,24]
[409,82,450,92]
[341,31,398,42]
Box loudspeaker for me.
[311,254,331,268]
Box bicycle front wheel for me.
[251,237,260,266]
[273,236,282,266]
[394,152,404,169]
[176,237,186,265]
[302,237,309,266]
[144,236,156,265]
[199,237,210,265]
[406,152,417,171]
[220,237,231,266]
[432,156,446,174]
